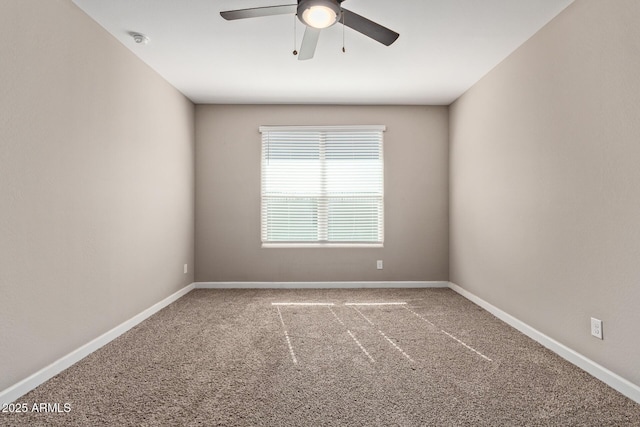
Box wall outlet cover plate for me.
[591,317,603,339]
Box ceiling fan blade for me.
[220,5,296,21]
[298,27,321,60]
[341,9,399,46]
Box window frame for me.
[259,125,385,248]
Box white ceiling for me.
[72,0,573,105]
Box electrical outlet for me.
[591,317,603,339]
[376,260,383,270]
[184,264,188,274]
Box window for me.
[260,125,384,247]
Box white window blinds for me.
[260,125,384,246]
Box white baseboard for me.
[0,283,195,406]
[194,281,449,289]
[448,282,640,404]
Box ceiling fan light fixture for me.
[298,0,341,29]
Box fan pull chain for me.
[293,14,298,56]
[341,10,346,53]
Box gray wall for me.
[0,0,195,391]
[195,105,449,282]
[450,0,640,386]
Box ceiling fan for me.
[220,0,399,60]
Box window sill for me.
[262,243,383,249]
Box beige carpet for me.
[2,288,639,426]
